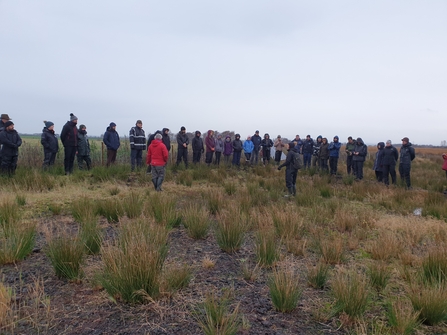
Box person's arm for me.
[17,134,22,147]
[129,128,135,149]
[41,132,49,150]
[278,152,292,169]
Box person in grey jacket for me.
[77,124,91,170]
[399,137,416,188]
[352,137,367,180]
[214,134,224,165]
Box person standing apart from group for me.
[176,126,189,168]
[103,122,120,167]
[278,141,300,197]
[205,130,215,166]
[0,121,21,176]
[328,136,341,175]
[129,120,146,171]
[399,137,415,189]
[41,121,59,169]
[60,113,78,175]
[147,133,168,191]
[250,130,262,165]
[0,114,13,166]
[77,124,91,170]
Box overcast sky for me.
[1,0,446,145]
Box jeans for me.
[232,151,241,166]
[250,150,259,165]
[303,153,311,168]
[193,151,202,163]
[382,164,396,185]
[214,151,222,165]
[205,152,214,165]
[347,155,353,174]
[353,161,364,179]
[275,151,282,164]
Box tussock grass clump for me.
[284,237,307,257]
[315,234,345,265]
[367,261,391,292]
[307,262,330,289]
[255,228,279,267]
[95,198,124,223]
[183,204,210,239]
[224,182,237,196]
[386,298,421,335]
[12,169,56,191]
[99,220,168,303]
[241,260,260,282]
[0,221,36,265]
[331,269,369,320]
[202,256,216,269]
[334,207,357,233]
[45,233,85,280]
[423,191,447,220]
[196,292,241,335]
[47,202,62,215]
[177,170,193,186]
[71,198,98,224]
[367,231,401,261]
[108,186,120,196]
[122,191,144,219]
[0,281,12,327]
[271,208,304,239]
[15,194,26,206]
[79,219,102,255]
[162,264,192,294]
[420,245,447,284]
[0,200,21,233]
[145,193,181,228]
[215,209,246,253]
[205,188,223,215]
[408,282,447,325]
[268,268,301,312]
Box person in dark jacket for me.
[261,134,273,165]
[176,126,189,168]
[60,113,78,175]
[232,134,243,166]
[250,130,262,165]
[146,133,168,191]
[293,135,303,154]
[0,121,22,176]
[399,137,415,188]
[41,121,59,169]
[192,131,204,164]
[312,136,322,168]
[352,137,367,180]
[328,136,342,175]
[205,130,215,165]
[372,142,385,182]
[223,135,233,165]
[319,137,329,172]
[129,120,146,171]
[302,135,314,169]
[214,134,224,165]
[278,141,300,197]
[345,136,356,175]
[162,128,171,152]
[77,124,91,170]
[103,122,120,167]
[381,140,398,185]
[0,114,13,166]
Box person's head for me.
[70,113,78,124]
[348,136,353,143]
[264,133,270,139]
[1,114,11,123]
[247,136,251,140]
[155,133,162,140]
[136,120,142,128]
[164,128,169,134]
[322,137,328,144]
[317,135,322,143]
[180,126,186,134]
[217,134,222,139]
[235,133,240,139]
[401,137,409,145]
[386,140,392,147]
[225,135,231,141]
[356,137,362,144]
[306,135,311,140]
[377,142,385,150]
[195,131,201,137]
[277,135,281,140]
[109,122,116,130]
[288,141,295,151]
[333,136,339,142]
[295,135,300,140]
[79,124,86,131]
[255,130,259,136]
[208,130,214,137]
[44,121,54,131]
[4,121,14,131]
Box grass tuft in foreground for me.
[386,298,421,335]
[408,282,447,325]
[215,208,246,253]
[0,220,36,265]
[183,203,210,239]
[268,268,301,312]
[307,261,330,289]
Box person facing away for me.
[176,126,189,167]
[345,136,356,175]
[243,136,254,163]
[312,135,322,168]
[41,121,59,169]
[223,135,233,165]
[399,137,415,189]
[319,137,329,172]
[381,140,398,185]
[328,135,341,175]
[192,131,204,164]
[129,120,146,171]
[214,134,224,165]
[261,133,273,165]
[373,142,385,182]
[278,141,300,197]
[60,113,78,175]
[205,130,215,165]
[302,135,314,169]
[77,124,91,170]
[103,122,120,167]
[232,133,243,166]
[352,137,367,180]
[274,135,285,165]
[250,130,262,165]
[146,130,162,174]
[0,121,21,176]
[146,133,168,191]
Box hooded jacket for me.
[148,130,162,149]
[319,140,329,160]
[352,138,367,162]
[205,130,215,153]
[400,142,415,165]
[223,136,233,155]
[177,131,189,147]
[162,128,171,151]
[313,136,322,156]
[261,135,273,152]
[192,131,204,153]
[232,134,243,152]
[60,121,78,147]
[215,136,224,153]
[243,139,254,153]
[0,129,22,156]
[146,139,169,166]
[278,142,299,171]
[328,136,342,158]
[381,144,398,165]
[77,129,90,156]
[41,127,59,154]
[103,126,120,151]
[373,142,385,171]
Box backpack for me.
[291,151,302,170]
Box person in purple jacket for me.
[223,135,233,165]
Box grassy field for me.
[0,145,447,334]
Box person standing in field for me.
[232,133,243,167]
[312,135,322,169]
[0,121,21,176]
[345,136,356,175]
[176,126,189,167]
[302,135,314,169]
[223,135,233,165]
[261,133,273,165]
[147,133,168,191]
[243,136,254,163]
[77,124,91,170]
[328,135,341,175]
[41,121,59,169]
[192,131,204,164]
[60,113,78,175]
[162,128,171,152]
[399,137,415,189]
[205,130,215,166]
[372,142,384,182]
[146,130,162,173]
[381,140,398,185]
[129,120,146,171]
[274,135,285,165]
[250,130,262,165]
[442,153,447,193]
[0,114,13,166]
[352,137,367,180]
[278,141,300,197]
[319,137,329,172]
[214,134,224,165]
[103,122,120,167]
[293,135,303,154]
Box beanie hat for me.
[70,113,78,121]
[110,122,116,127]
[386,140,392,145]
[44,120,54,128]
[79,124,86,130]
[4,121,13,128]
[181,126,186,131]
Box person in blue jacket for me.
[103,122,120,167]
[243,136,254,163]
[328,135,342,175]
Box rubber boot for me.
[152,179,157,190]
[156,178,163,191]
[292,185,296,196]
[284,188,293,198]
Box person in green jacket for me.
[345,136,356,175]
[77,124,91,170]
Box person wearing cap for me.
[250,130,262,165]
[77,124,91,170]
[345,136,356,175]
[176,126,189,167]
[129,120,146,171]
[352,137,367,180]
[147,133,168,191]
[381,140,398,185]
[399,137,415,188]
[312,136,322,169]
[273,135,285,165]
[41,121,59,168]
[103,122,120,167]
[328,136,342,175]
[302,135,314,169]
[0,121,22,176]
[60,113,78,175]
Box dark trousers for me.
[77,154,91,170]
[244,153,251,161]
[232,151,241,166]
[285,167,298,189]
[382,164,396,185]
[43,151,57,168]
[353,161,364,180]
[311,155,319,168]
[193,151,202,164]
[64,146,77,174]
[399,163,412,188]
[1,155,18,176]
[303,153,311,168]
[375,171,383,182]
[223,154,231,165]
[205,152,214,165]
[214,151,222,165]
[347,155,353,174]
[250,150,259,165]
[275,151,282,164]
[262,149,270,164]
[106,149,117,167]
[320,158,328,172]
[131,149,143,170]
[177,146,188,167]
[329,157,338,175]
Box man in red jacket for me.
[147,133,168,191]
